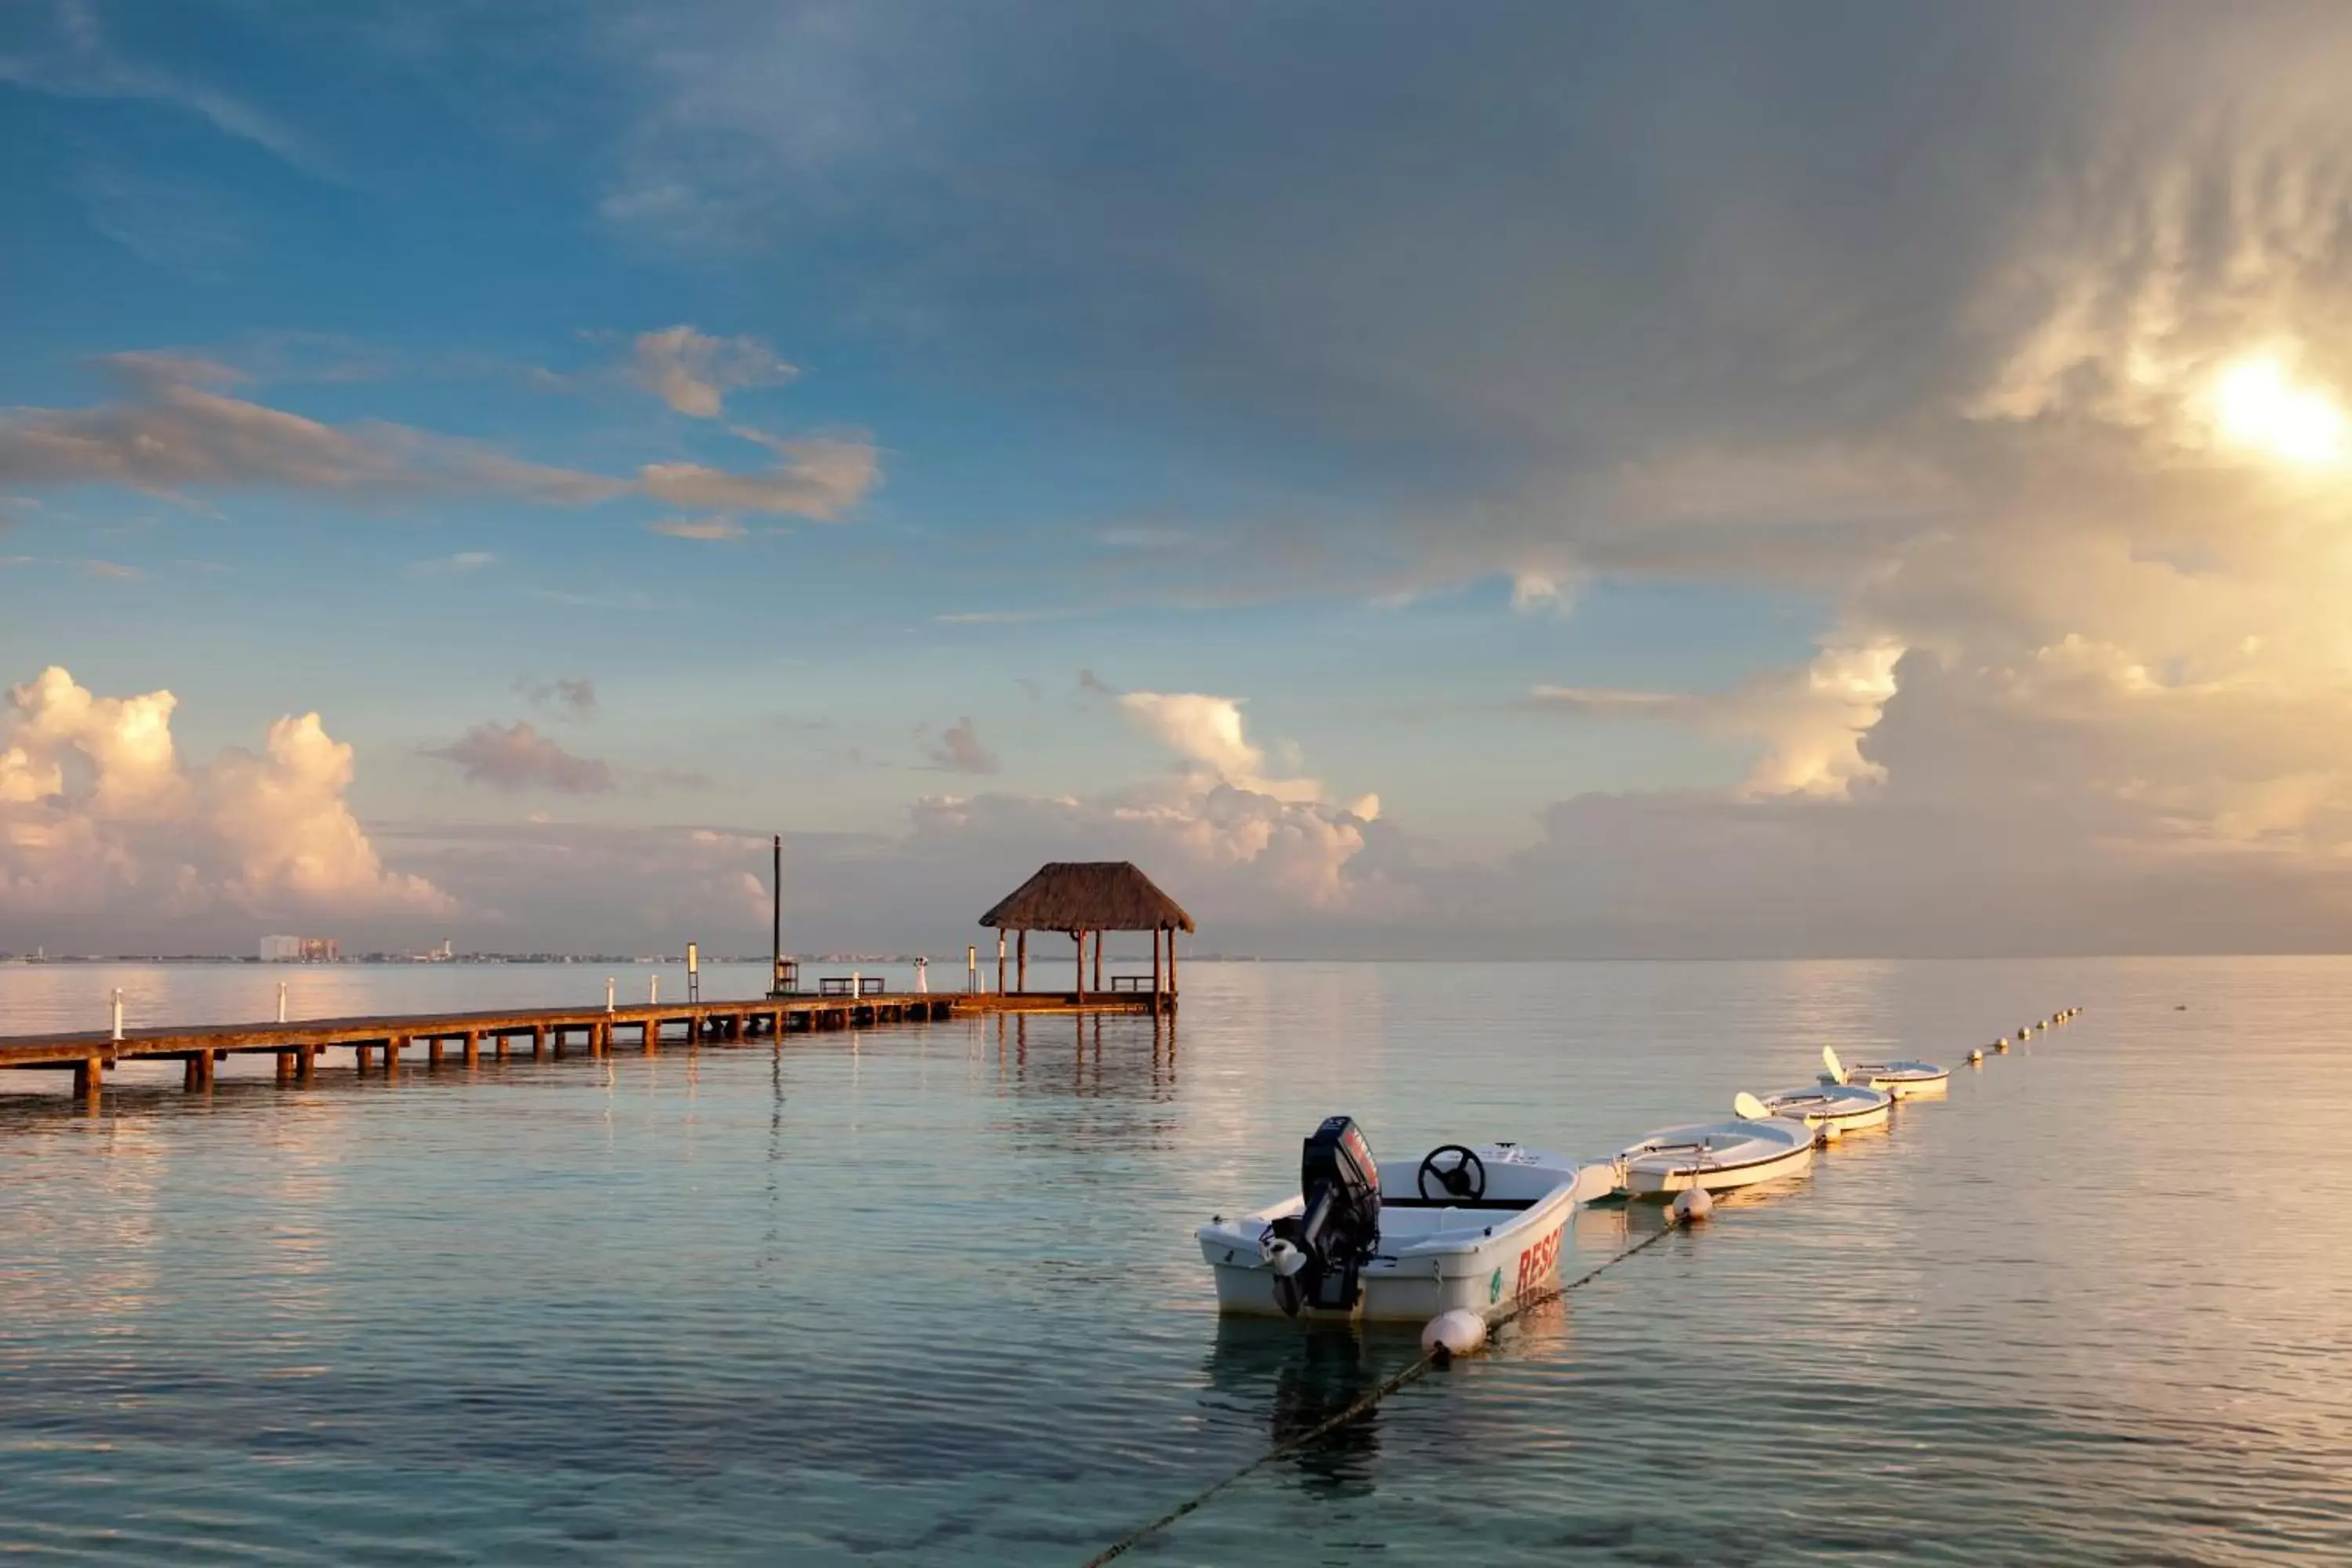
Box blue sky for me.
[11,2,2352,956]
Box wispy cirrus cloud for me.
[0,353,880,519]
[408,551,496,577]
[640,430,877,519]
[630,325,796,416]
[648,515,746,540]
[0,0,335,178]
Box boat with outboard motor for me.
[1819,1044,1949,1099]
[1615,1102,1815,1196]
[1196,1116,1619,1322]
[1753,1079,1893,1131]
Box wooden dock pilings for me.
[0,989,1168,1102]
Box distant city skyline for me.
[10,4,2352,956]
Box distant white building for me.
[260,935,303,962]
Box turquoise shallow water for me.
[4,957,2350,1563]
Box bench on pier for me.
[818,976,885,997]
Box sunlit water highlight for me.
[3,958,2349,1563]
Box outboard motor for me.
[1261,1116,1381,1317]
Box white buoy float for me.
[1994,1036,2009,1053]
[1421,1308,1487,1360]
[1670,1186,1714,1225]
[1967,1047,1984,1065]
[1814,1121,1842,1148]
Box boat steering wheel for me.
[1417,1145,1486,1203]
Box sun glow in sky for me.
[2212,355,2349,467]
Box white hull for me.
[1757,1082,1893,1131]
[1823,1061,1948,1100]
[1617,1118,1815,1196]
[1198,1145,1616,1323]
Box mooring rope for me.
[1083,1007,2077,1564]
[1079,1221,1686,1566]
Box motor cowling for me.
[1263,1116,1381,1317]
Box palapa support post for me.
[1093,929,1103,993]
[1151,924,1163,1014]
[1017,930,1027,993]
[1073,929,1086,1005]
[996,931,1007,995]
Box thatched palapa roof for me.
[978,862,1196,933]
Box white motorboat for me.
[1197,1117,1618,1323]
[1751,1080,1893,1131]
[1614,1108,1814,1197]
[1820,1045,1949,1100]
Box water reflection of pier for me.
[988,1009,1178,1099]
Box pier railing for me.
[0,985,1174,1102]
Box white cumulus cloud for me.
[0,665,448,928]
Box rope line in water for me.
[1080,1221,1684,1566]
[1083,1006,2078,1564]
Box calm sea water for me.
[3,957,2349,1564]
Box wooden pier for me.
[0,989,1168,1102]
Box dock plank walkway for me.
[0,989,1170,1098]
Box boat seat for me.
[1377,1196,1539,1210]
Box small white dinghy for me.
[1615,1101,1814,1197]
[1819,1044,1948,1100]
[1197,1116,1617,1323]
[1752,1080,1893,1132]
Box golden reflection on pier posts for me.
[385,1038,402,1078]
[426,1037,445,1069]
[73,1056,103,1102]
[298,1044,318,1083]
[466,1031,483,1067]
[275,1049,296,1085]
